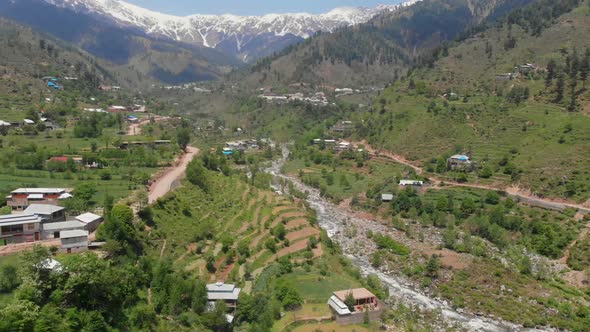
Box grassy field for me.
[272,304,331,332]
[279,270,362,304]
[291,322,373,332]
[285,155,409,203]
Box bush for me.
[373,234,410,255]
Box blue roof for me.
[223,151,233,155]
[47,82,55,86]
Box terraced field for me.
[152,175,324,288]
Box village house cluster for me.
[312,138,359,153]
[1,188,104,253]
[258,92,329,106]
[222,139,268,155]
[496,63,544,81]
[0,116,59,133]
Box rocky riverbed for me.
[265,147,550,332]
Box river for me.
[265,146,549,332]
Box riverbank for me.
[266,146,551,332]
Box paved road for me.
[148,146,200,203]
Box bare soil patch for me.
[286,227,320,242]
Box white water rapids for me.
[265,147,550,332]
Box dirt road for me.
[127,119,150,136]
[360,141,590,214]
[148,146,199,203]
[126,116,171,136]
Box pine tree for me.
[580,48,590,88]
[545,59,557,88]
[554,73,565,103]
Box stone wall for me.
[333,301,385,326]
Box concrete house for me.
[207,282,241,323]
[207,282,241,309]
[7,188,71,211]
[0,214,42,244]
[24,204,66,222]
[447,154,474,171]
[40,212,102,240]
[42,220,85,240]
[74,213,103,232]
[60,230,89,253]
[328,288,383,325]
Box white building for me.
[399,180,424,187]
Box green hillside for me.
[233,0,536,88]
[349,1,590,202]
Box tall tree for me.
[545,59,557,88]
[554,73,565,103]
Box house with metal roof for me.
[328,288,384,325]
[399,180,424,187]
[447,154,474,171]
[42,220,85,240]
[60,230,89,253]
[0,213,42,244]
[206,282,241,323]
[24,204,66,222]
[74,212,103,232]
[206,282,241,307]
[7,188,71,211]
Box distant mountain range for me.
[0,0,418,84]
[235,0,536,87]
[36,0,418,62]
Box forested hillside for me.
[0,0,239,86]
[235,0,536,88]
[350,0,590,201]
[0,18,116,95]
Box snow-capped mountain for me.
[40,0,419,62]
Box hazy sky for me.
[125,0,405,16]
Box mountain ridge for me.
[37,0,419,62]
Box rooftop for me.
[0,213,42,227]
[60,230,89,239]
[328,295,352,316]
[399,180,424,186]
[333,288,377,302]
[11,188,67,194]
[75,212,103,224]
[42,220,85,231]
[450,155,470,161]
[206,283,241,301]
[24,204,65,215]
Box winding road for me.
[148,146,199,203]
[361,142,590,214]
[126,117,199,203]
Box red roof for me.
[48,156,69,163]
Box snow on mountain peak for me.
[41,0,420,60]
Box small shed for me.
[381,194,393,202]
[60,230,89,253]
